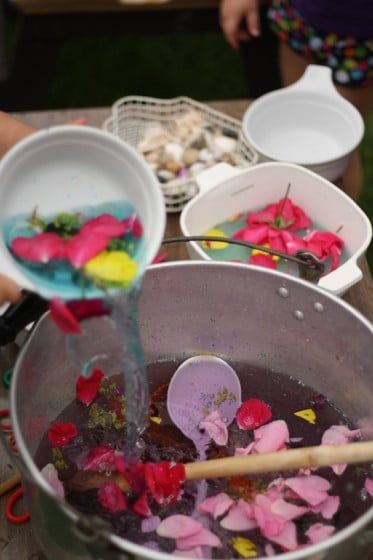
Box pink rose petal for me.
[270,499,309,521]
[220,499,257,531]
[253,420,290,454]
[268,520,298,551]
[321,425,361,476]
[305,523,335,544]
[311,495,340,520]
[234,442,256,456]
[81,214,128,238]
[65,231,109,268]
[177,528,221,550]
[365,478,373,497]
[197,493,233,519]
[141,516,161,533]
[11,232,66,263]
[41,463,65,498]
[199,410,228,446]
[285,475,330,506]
[234,224,270,245]
[264,543,276,557]
[157,515,202,539]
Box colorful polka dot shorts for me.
[267,0,373,87]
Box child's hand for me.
[0,274,21,306]
[220,0,260,49]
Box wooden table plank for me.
[1,101,372,559]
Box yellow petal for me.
[231,537,257,558]
[294,408,317,424]
[252,243,280,261]
[84,251,138,287]
[202,228,228,250]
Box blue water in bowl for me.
[4,201,145,301]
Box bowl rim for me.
[242,90,365,166]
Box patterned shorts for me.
[267,0,373,87]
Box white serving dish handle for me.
[289,65,338,97]
[195,162,246,194]
[318,260,363,295]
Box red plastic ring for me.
[5,487,31,524]
[0,408,12,432]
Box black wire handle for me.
[162,236,325,284]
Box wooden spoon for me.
[2,440,372,497]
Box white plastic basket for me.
[102,96,258,213]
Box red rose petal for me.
[49,298,82,334]
[133,492,152,518]
[76,369,104,405]
[249,254,277,270]
[98,482,127,513]
[236,399,272,431]
[67,298,110,321]
[48,421,77,447]
[84,444,116,472]
[144,462,185,506]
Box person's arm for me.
[0,111,36,159]
[220,0,261,49]
[0,112,36,304]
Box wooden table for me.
[1,101,372,559]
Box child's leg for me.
[278,41,308,86]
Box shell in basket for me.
[180,162,372,296]
[102,96,258,212]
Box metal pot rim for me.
[10,261,373,559]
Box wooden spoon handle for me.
[184,440,373,481]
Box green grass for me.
[48,33,248,108]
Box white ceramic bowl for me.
[242,65,365,181]
[180,161,372,296]
[0,125,166,300]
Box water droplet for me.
[293,310,304,321]
[313,302,324,313]
[360,488,368,501]
[223,417,228,423]
[278,287,289,298]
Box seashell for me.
[164,158,182,174]
[211,136,237,158]
[157,169,176,183]
[164,142,184,164]
[189,162,206,176]
[182,149,199,167]
[138,127,171,153]
[198,148,215,164]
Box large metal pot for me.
[8,262,373,560]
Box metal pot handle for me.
[162,236,325,284]
[73,515,136,560]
